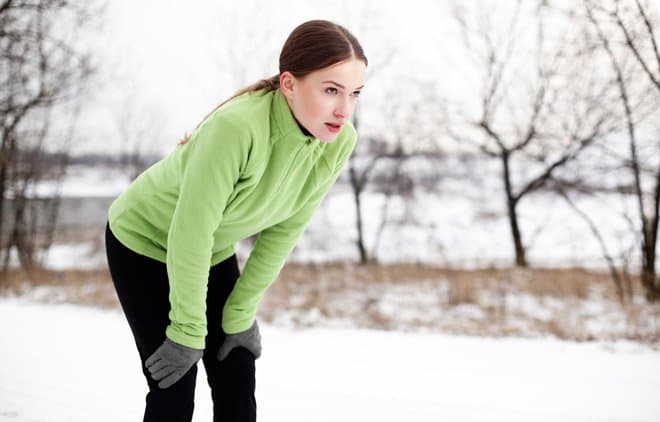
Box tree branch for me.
[612,1,660,92]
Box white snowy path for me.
[0,299,658,422]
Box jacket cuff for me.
[166,324,206,349]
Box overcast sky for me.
[74,0,627,156]
[75,0,462,155]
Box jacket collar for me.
[271,89,318,145]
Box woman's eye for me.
[325,87,338,94]
[352,91,361,98]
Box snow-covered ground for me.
[1,298,658,422]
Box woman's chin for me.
[317,132,340,143]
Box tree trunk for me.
[0,131,15,272]
[642,214,659,301]
[0,157,6,258]
[641,166,660,301]
[501,152,527,267]
[352,183,368,264]
[508,199,527,267]
[641,267,659,301]
[349,162,368,264]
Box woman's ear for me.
[279,71,296,99]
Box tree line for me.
[1,0,659,303]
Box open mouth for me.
[325,123,343,133]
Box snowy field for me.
[1,298,659,422]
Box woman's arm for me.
[166,114,252,349]
[221,132,357,334]
[221,180,331,333]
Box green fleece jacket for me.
[108,89,356,349]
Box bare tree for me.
[0,0,96,272]
[583,0,660,301]
[445,0,618,267]
[348,80,442,263]
[346,133,390,264]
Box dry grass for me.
[0,266,118,309]
[267,263,614,307]
[264,263,658,343]
[1,262,657,344]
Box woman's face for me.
[281,58,367,143]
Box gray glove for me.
[145,337,204,389]
[217,320,262,361]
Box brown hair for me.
[178,20,367,145]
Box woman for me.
[105,19,367,421]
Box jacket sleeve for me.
[221,136,357,334]
[165,114,251,349]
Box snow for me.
[42,243,107,271]
[1,299,659,421]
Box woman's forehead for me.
[308,59,367,88]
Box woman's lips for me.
[325,122,343,133]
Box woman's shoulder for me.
[182,90,273,152]
[211,90,274,131]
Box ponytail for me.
[178,74,280,145]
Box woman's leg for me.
[105,224,197,422]
[203,255,257,422]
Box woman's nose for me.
[334,98,350,118]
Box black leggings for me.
[105,224,256,422]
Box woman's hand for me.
[217,320,262,361]
[145,338,204,389]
